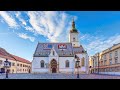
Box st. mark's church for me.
[32,19,89,74]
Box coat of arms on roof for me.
[43,44,52,50]
[58,44,67,49]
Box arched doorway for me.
[50,59,57,73]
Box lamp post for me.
[76,59,80,79]
[4,59,11,79]
[89,66,92,74]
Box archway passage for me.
[51,59,57,73]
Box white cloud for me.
[82,34,120,56]
[0,11,75,42]
[15,11,27,26]
[17,33,35,42]
[24,26,35,33]
[27,11,73,42]
[0,11,19,28]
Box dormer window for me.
[53,51,54,55]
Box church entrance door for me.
[52,68,56,73]
[51,59,57,73]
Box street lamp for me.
[76,59,80,79]
[4,59,11,79]
[89,66,92,74]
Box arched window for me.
[40,60,44,68]
[82,57,85,66]
[65,60,69,68]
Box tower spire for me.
[70,17,78,33]
[72,17,75,29]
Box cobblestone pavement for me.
[0,73,120,79]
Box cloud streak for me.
[0,11,19,28]
[81,33,120,56]
[17,33,35,42]
[27,11,72,42]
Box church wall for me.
[32,57,49,73]
[59,57,75,73]
[76,53,89,74]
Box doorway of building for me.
[51,59,57,73]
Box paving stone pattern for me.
[0,73,120,79]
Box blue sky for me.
[0,11,120,61]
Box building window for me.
[40,60,44,68]
[104,60,107,65]
[0,60,2,65]
[82,57,85,66]
[23,69,24,71]
[115,51,118,56]
[109,60,112,65]
[12,63,15,66]
[17,63,19,66]
[12,69,14,73]
[101,61,103,66]
[109,53,112,59]
[73,37,75,41]
[65,60,69,68]
[20,64,22,67]
[104,55,106,60]
[95,62,97,66]
[115,58,118,64]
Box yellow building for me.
[90,43,120,75]
[0,47,31,73]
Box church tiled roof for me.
[34,43,86,57]
[0,48,15,61]
[73,45,85,54]
[34,43,74,57]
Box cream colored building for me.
[90,43,120,75]
[0,48,31,73]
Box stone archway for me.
[50,59,57,73]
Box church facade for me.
[32,19,89,74]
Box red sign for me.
[58,44,67,49]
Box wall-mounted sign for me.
[58,44,67,49]
[43,44,52,50]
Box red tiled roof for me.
[0,48,15,61]
[11,54,31,64]
[0,47,31,64]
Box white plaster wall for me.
[0,57,6,67]
[69,33,80,47]
[59,57,74,73]
[76,53,89,74]
[32,57,49,73]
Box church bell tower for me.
[69,18,80,47]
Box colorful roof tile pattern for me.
[34,43,85,57]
